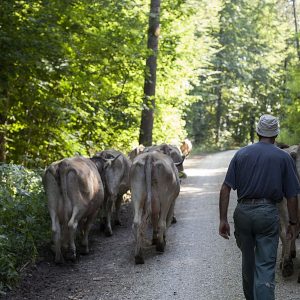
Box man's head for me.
[256,114,280,138]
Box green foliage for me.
[0,164,50,292]
[186,0,299,149]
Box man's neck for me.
[259,137,276,144]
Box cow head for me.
[91,154,120,173]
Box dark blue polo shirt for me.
[224,142,300,202]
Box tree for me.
[139,0,161,146]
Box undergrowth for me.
[0,164,50,294]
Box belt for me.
[238,198,275,205]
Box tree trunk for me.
[215,88,222,144]
[139,0,160,146]
[292,0,300,61]
[249,113,255,144]
[0,85,8,162]
[0,118,6,162]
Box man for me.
[219,114,300,300]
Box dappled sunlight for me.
[185,167,228,177]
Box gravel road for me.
[4,151,300,300]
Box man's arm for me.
[219,183,231,239]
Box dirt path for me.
[4,152,300,300]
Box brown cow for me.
[143,143,185,223]
[180,138,193,157]
[278,144,300,281]
[91,149,131,236]
[144,143,185,172]
[128,144,145,161]
[43,156,104,263]
[131,151,181,264]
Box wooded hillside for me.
[0,0,299,167]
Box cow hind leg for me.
[151,214,159,246]
[133,210,145,264]
[67,207,81,262]
[151,194,160,246]
[291,240,296,259]
[105,196,115,237]
[156,219,167,253]
[280,236,294,277]
[282,258,294,277]
[114,194,123,226]
[49,210,64,264]
[80,210,98,255]
[166,200,176,228]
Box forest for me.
[0,0,299,293]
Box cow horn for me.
[101,153,121,163]
[175,156,185,166]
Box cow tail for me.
[145,155,152,217]
[59,162,73,222]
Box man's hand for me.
[219,220,230,239]
[286,224,298,240]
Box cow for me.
[91,149,131,237]
[144,143,185,223]
[278,144,300,282]
[131,151,181,264]
[180,138,193,157]
[144,143,185,173]
[128,144,145,161]
[43,156,104,263]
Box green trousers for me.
[233,203,280,300]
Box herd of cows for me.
[42,139,300,282]
[42,140,192,265]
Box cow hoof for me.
[135,255,145,265]
[115,219,121,226]
[105,229,113,237]
[64,249,77,262]
[156,242,165,253]
[152,238,158,245]
[65,254,77,262]
[282,259,294,277]
[171,216,177,224]
[54,255,64,265]
[100,222,106,232]
[79,245,89,255]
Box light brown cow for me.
[143,143,185,223]
[131,151,181,264]
[278,144,300,282]
[144,143,185,172]
[43,156,104,263]
[91,149,131,236]
[128,144,145,161]
[180,138,193,157]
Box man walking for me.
[219,114,300,300]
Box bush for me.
[277,128,299,146]
[0,164,50,293]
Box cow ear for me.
[290,151,297,160]
[160,144,171,156]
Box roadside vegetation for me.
[0,164,49,293]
